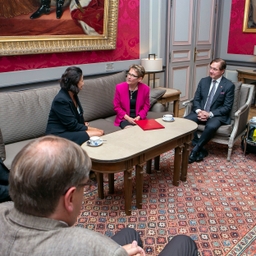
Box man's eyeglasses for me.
[127,72,139,78]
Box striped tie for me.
[204,80,217,112]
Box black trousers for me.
[111,228,198,256]
[0,159,11,203]
[185,112,222,151]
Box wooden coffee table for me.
[81,118,197,215]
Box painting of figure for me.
[243,0,256,32]
[0,0,104,36]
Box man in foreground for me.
[0,135,198,255]
[185,58,235,163]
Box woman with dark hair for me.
[46,66,103,145]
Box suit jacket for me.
[113,82,150,126]
[192,76,235,125]
[46,89,87,135]
[0,202,128,256]
[0,159,10,203]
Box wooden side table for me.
[155,87,181,117]
[237,69,256,105]
[237,69,256,83]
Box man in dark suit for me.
[185,58,235,163]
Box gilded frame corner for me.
[243,0,256,33]
[0,0,119,56]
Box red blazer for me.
[113,82,150,126]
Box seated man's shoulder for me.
[199,76,211,84]
[222,76,234,86]
[58,227,126,254]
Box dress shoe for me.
[188,151,198,164]
[30,5,51,19]
[56,0,64,19]
[196,148,208,162]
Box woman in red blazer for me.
[113,64,150,128]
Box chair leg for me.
[227,147,232,161]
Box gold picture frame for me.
[243,0,256,32]
[0,0,118,56]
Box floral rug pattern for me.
[76,142,256,255]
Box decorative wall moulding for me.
[0,0,119,56]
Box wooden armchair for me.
[182,82,254,161]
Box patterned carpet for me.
[76,141,256,255]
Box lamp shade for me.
[254,45,256,56]
[141,54,163,72]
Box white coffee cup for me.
[89,136,101,146]
[163,114,173,121]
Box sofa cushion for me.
[4,139,35,169]
[0,129,6,161]
[79,71,126,122]
[198,121,234,137]
[230,81,242,120]
[0,85,59,144]
[89,118,121,135]
[149,88,166,108]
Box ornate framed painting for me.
[0,0,119,56]
[243,0,256,32]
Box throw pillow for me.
[149,88,166,108]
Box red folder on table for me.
[135,119,165,130]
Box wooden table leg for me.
[180,143,189,182]
[97,173,104,199]
[136,164,144,209]
[154,156,160,170]
[173,99,180,117]
[146,160,152,174]
[173,146,182,186]
[108,173,115,194]
[124,169,133,215]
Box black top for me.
[129,90,137,118]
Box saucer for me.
[162,117,175,122]
[87,139,103,147]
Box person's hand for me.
[85,122,90,127]
[122,241,145,256]
[127,116,136,124]
[197,110,209,121]
[134,116,141,121]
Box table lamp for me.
[141,54,163,72]
[141,54,163,87]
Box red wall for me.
[0,0,140,73]
[228,0,256,55]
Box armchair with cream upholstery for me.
[182,82,254,161]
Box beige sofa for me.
[0,71,168,168]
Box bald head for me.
[9,135,91,217]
